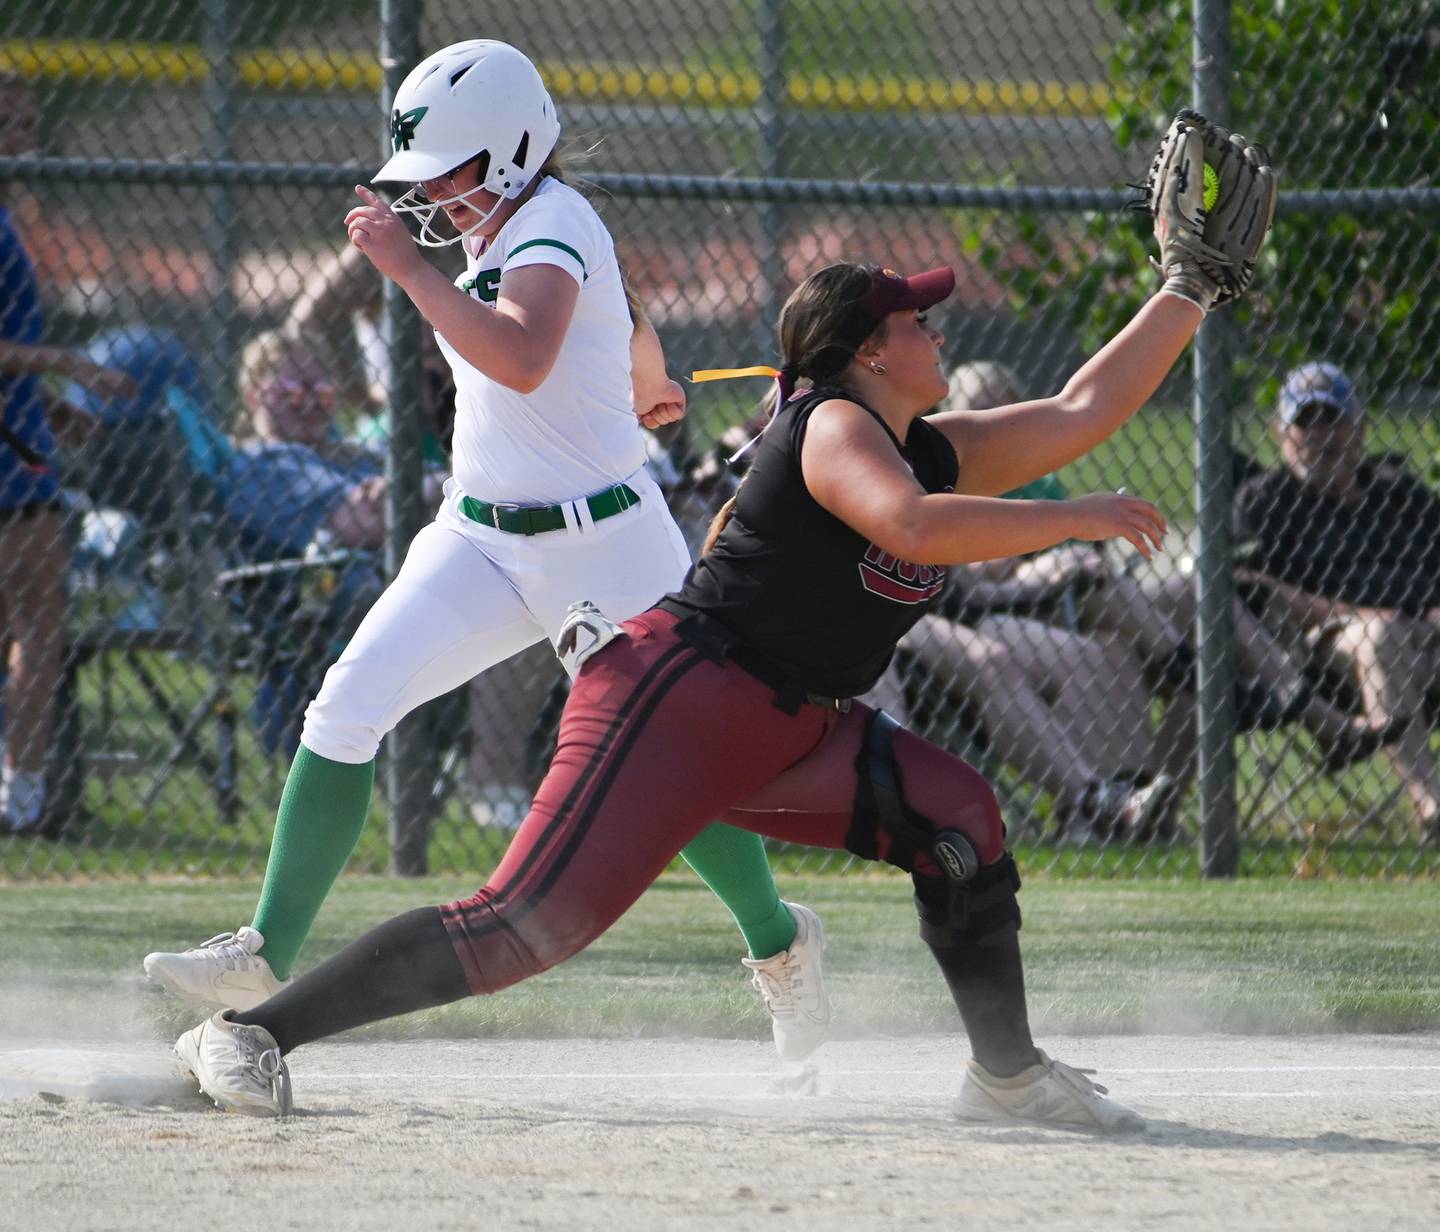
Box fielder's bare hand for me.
[1063,492,1167,560]
[346,185,425,283]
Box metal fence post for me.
[754,0,788,356]
[1192,0,1239,877]
[200,0,241,824]
[201,0,238,422]
[380,0,429,876]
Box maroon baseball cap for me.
[859,265,956,318]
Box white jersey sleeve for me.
[490,190,599,288]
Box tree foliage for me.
[974,0,1440,401]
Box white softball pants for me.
[300,469,692,765]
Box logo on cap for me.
[390,106,429,152]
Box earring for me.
[869,362,887,375]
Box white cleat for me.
[175,1010,293,1118]
[955,1050,1146,1133]
[144,926,292,1012]
[741,901,831,1062]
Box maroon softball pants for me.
[441,608,1005,995]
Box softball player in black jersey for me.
[170,248,1234,1128]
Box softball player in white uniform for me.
[144,40,828,1060]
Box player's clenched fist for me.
[1062,492,1168,560]
[346,185,424,283]
[637,377,686,430]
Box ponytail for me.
[774,360,801,411]
[701,491,739,556]
[699,359,806,554]
[694,260,882,552]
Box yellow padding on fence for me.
[0,40,1113,116]
[0,40,381,90]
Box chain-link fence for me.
[1,1,1437,880]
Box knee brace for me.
[913,852,1023,950]
[848,709,983,882]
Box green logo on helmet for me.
[390,106,428,152]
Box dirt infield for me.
[4,1033,1438,1231]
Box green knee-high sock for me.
[680,823,797,959]
[250,747,375,980]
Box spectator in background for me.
[64,327,215,532]
[905,360,1401,837]
[279,239,454,464]
[0,71,135,834]
[902,607,1176,841]
[230,328,444,557]
[927,361,1196,694]
[230,328,445,756]
[1234,362,1440,842]
[67,325,432,561]
[65,326,438,758]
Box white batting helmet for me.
[375,40,561,246]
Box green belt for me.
[460,482,640,535]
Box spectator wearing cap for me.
[902,360,1402,840]
[1233,361,1440,841]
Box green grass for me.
[2,875,1437,1043]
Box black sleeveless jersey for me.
[672,386,958,698]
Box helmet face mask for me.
[390,156,506,248]
[374,40,561,249]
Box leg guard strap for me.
[913,851,1022,950]
[847,709,903,861]
[849,709,982,883]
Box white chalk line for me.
[6,1058,1435,1079]
[295,1081,1440,1103]
[1136,1091,1440,1100]
[6,1054,1438,1106]
[1108,1065,1440,1075]
[297,1072,1440,1100]
[304,1065,1440,1083]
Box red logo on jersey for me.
[858,542,945,605]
